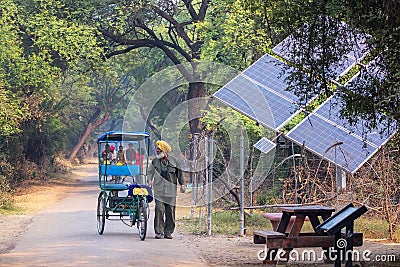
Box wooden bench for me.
[263,212,309,232]
[254,230,286,245]
[254,230,363,247]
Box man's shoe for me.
[155,234,163,239]
[164,234,173,239]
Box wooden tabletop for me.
[278,205,335,213]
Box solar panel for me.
[213,75,276,129]
[272,19,368,80]
[213,54,320,131]
[314,96,394,144]
[254,137,276,154]
[286,94,397,173]
[241,55,302,101]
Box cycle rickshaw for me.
[96,131,153,240]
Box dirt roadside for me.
[0,165,85,254]
[1,164,400,266]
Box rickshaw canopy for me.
[97,131,150,143]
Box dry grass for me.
[13,184,72,214]
[1,167,83,215]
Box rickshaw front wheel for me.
[97,192,106,234]
[137,198,147,241]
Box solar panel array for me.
[286,94,397,173]
[213,19,396,174]
[253,137,276,154]
[272,20,369,80]
[213,54,319,131]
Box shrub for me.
[0,174,14,208]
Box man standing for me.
[148,140,185,239]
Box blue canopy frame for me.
[97,131,150,143]
[97,131,151,185]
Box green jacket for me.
[149,156,184,198]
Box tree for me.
[348,141,400,240]
[67,58,139,161]
[0,0,101,166]
[85,0,211,135]
[339,1,400,126]
[0,88,27,135]
[199,0,275,69]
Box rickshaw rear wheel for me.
[97,192,106,234]
[137,198,147,241]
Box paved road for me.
[0,166,207,267]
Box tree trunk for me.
[68,110,110,162]
[69,123,95,162]
[188,82,205,134]
[188,81,205,177]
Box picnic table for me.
[277,205,335,234]
[254,205,363,263]
[262,211,310,232]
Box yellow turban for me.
[156,140,171,153]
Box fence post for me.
[240,129,245,235]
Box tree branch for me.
[182,0,198,21]
[198,0,210,20]
[101,27,193,63]
[152,5,193,48]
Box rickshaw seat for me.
[128,184,153,203]
[100,184,128,191]
[100,165,140,176]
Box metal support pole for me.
[190,133,199,218]
[335,143,339,209]
[207,137,213,236]
[249,152,254,215]
[249,176,253,215]
[240,129,245,236]
[292,142,298,203]
[335,143,338,188]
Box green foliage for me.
[0,89,28,135]
[201,104,273,194]
[0,0,103,194]
[268,0,400,127]
[0,161,14,208]
[201,105,266,171]
[1,0,101,94]
[341,0,400,122]
[17,0,101,69]
[255,185,281,206]
[199,0,273,69]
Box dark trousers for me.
[154,197,176,236]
